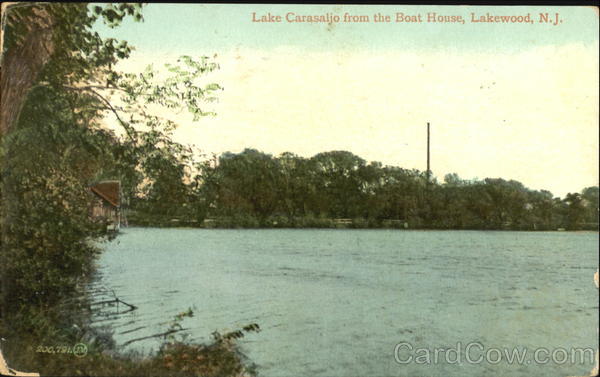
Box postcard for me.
[0,3,598,377]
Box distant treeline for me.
[130,149,599,231]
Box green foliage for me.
[1,86,110,311]
[3,3,142,88]
[0,3,256,377]
[581,186,599,226]
[139,148,598,231]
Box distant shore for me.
[125,213,598,232]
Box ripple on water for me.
[89,229,598,377]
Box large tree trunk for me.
[0,3,55,136]
[0,3,56,321]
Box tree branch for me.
[59,84,137,144]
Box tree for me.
[443,173,464,187]
[527,190,558,230]
[0,5,264,376]
[208,149,281,219]
[0,3,143,136]
[1,83,113,309]
[581,186,599,227]
[311,151,366,218]
[563,192,586,230]
[1,2,222,318]
[1,3,143,322]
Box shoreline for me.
[125,210,598,232]
[123,222,599,232]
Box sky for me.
[95,4,599,197]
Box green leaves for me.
[123,55,222,120]
[190,147,600,230]
[91,3,145,28]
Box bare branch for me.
[59,84,137,144]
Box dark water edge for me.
[127,215,599,231]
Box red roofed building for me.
[90,180,122,230]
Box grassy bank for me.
[1,299,256,377]
[2,333,254,377]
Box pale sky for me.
[95,5,599,197]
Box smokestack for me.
[427,122,431,183]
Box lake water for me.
[91,228,598,377]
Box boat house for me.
[90,180,122,231]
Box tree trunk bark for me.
[0,4,55,136]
